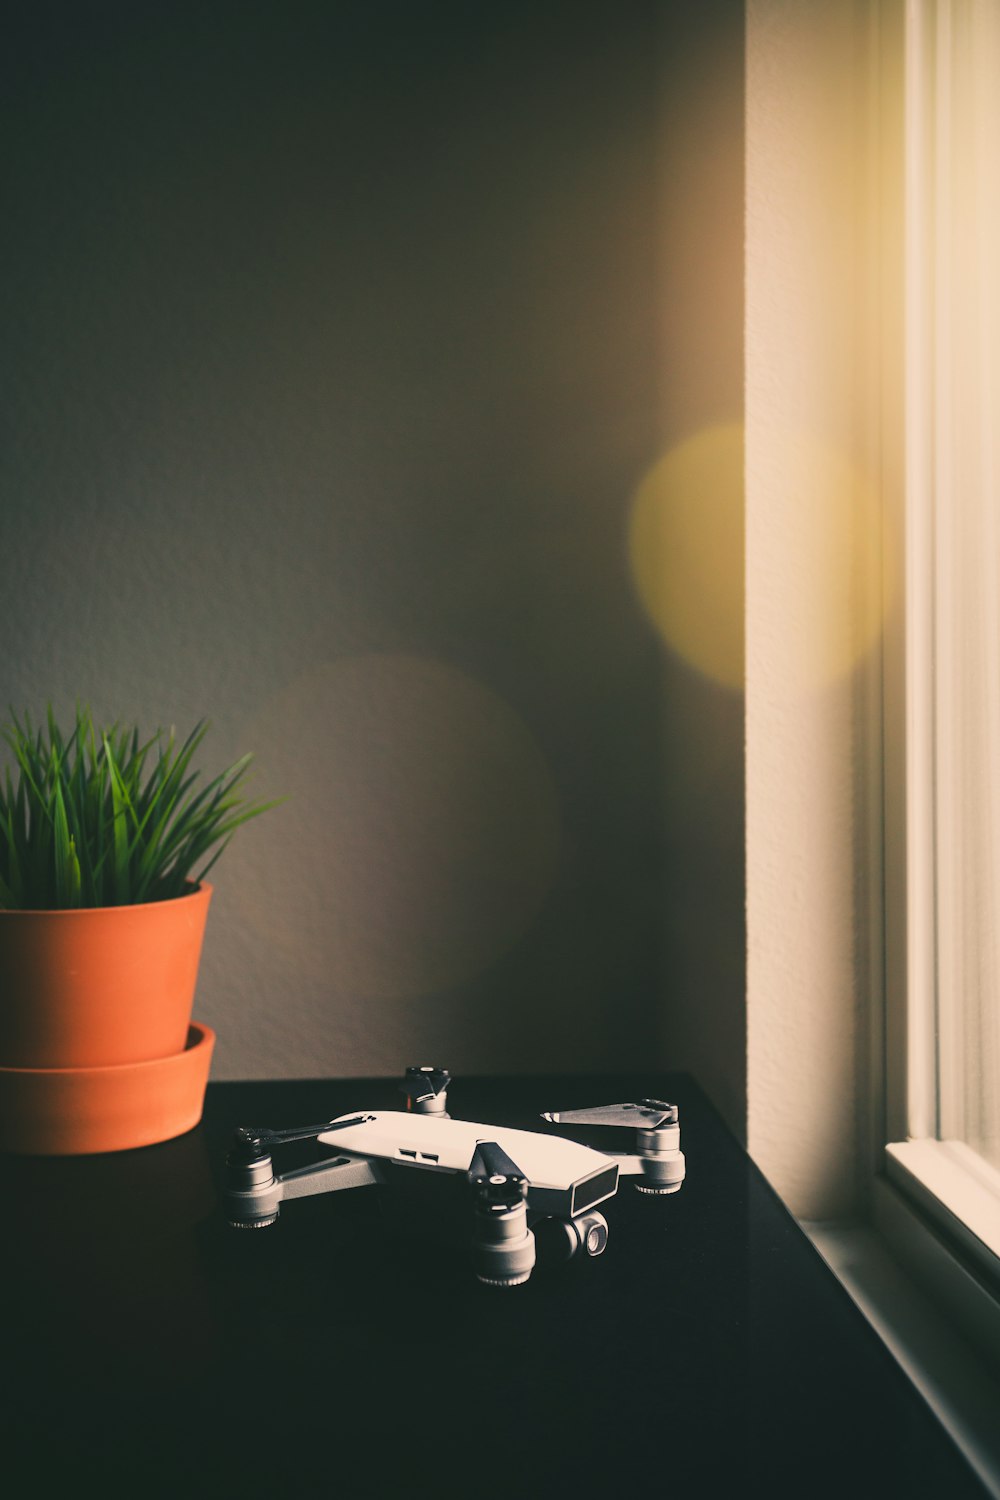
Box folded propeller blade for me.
[540,1099,678,1129]
[228,1115,374,1162]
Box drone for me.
[223,1066,685,1288]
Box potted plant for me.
[0,706,278,1154]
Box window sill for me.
[885,1140,1000,1286]
[803,1181,1000,1500]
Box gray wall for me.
[1,2,745,1133]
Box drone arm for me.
[278,1154,382,1201]
[224,1146,382,1228]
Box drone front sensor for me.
[222,1067,685,1286]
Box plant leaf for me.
[103,735,132,904]
[0,707,279,908]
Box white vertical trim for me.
[887,0,1000,1260]
[971,0,1000,1160]
[931,0,964,1144]
[902,0,940,1142]
[926,0,1000,1161]
[880,0,911,1152]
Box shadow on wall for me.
[0,0,745,1127]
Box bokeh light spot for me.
[628,424,745,688]
[238,656,560,1000]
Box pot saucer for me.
[0,1022,215,1155]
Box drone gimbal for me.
[223,1067,685,1287]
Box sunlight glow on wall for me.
[631,418,891,694]
[748,425,891,691]
[628,423,744,688]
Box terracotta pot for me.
[0,883,212,1069]
[0,1022,216,1154]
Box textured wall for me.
[746,0,883,1214]
[1,1,744,1123]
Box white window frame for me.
[746,1,1000,1491]
[879,0,1000,1307]
[817,3,1000,1487]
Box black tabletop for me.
[1,1073,987,1499]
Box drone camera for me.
[577,1212,609,1257]
[533,1211,609,1265]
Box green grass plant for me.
[0,706,279,909]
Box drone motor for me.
[469,1141,536,1289]
[633,1120,685,1195]
[400,1065,451,1116]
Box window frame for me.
[877,0,1000,1330]
[746,0,1000,1487]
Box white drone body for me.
[319,1112,623,1219]
[224,1068,685,1287]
